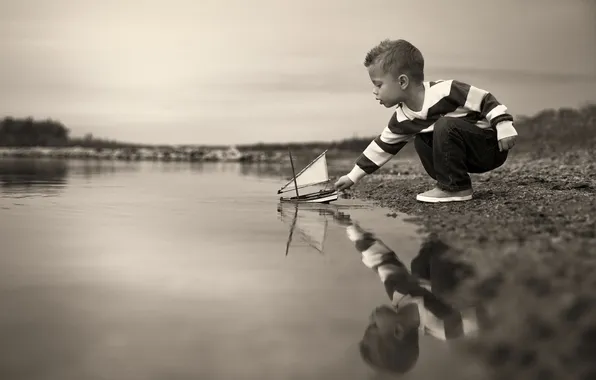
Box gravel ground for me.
[333,148,596,380]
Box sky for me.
[1,0,595,145]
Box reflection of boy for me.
[335,213,488,374]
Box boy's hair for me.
[364,39,425,83]
[359,319,420,374]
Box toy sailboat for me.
[277,149,339,204]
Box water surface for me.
[0,158,480,380]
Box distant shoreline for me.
[0,145,369,164]
[0,146,271,163]
[2,103,595,163]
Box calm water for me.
[0,158,481,380]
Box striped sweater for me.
[347,79,518,183]
[342,220,482,340]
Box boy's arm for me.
[446,79,518,141]
[346,124,413,184]
[342,221,429,302]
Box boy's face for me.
[368,62,407,108]
[359,304,421,373]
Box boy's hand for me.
[334,175,354,191]
[498,135,517,152]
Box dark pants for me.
[410,237,475,298]
[409,237,493,332]
[414,117,509,191]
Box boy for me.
[332,210,490,374]
[334,39,518,202]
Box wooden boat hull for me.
[279,189,339,204]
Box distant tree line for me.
[513,104,596,155]
[240,103,596,155]
[2,103,595,154]
[237,137,372,153]
[69,133,147,150]
[0,117,157,150]
[0,117,70,147]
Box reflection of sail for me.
[294,211,328,253]
[278,151,330,193]
[278,203,334,256]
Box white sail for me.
[279,151,330,192]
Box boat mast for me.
[285,205,299,256]
[288,149,300,198]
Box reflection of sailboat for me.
[277,202,339,256]
[277,150,339,204]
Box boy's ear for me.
[398,74,409,89]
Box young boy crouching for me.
[334,39,518,203]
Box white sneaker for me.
[416,186,473,203]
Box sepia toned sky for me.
[1,0,595,145]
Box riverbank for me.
[339,148,596,380]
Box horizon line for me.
[2,102,595,147]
